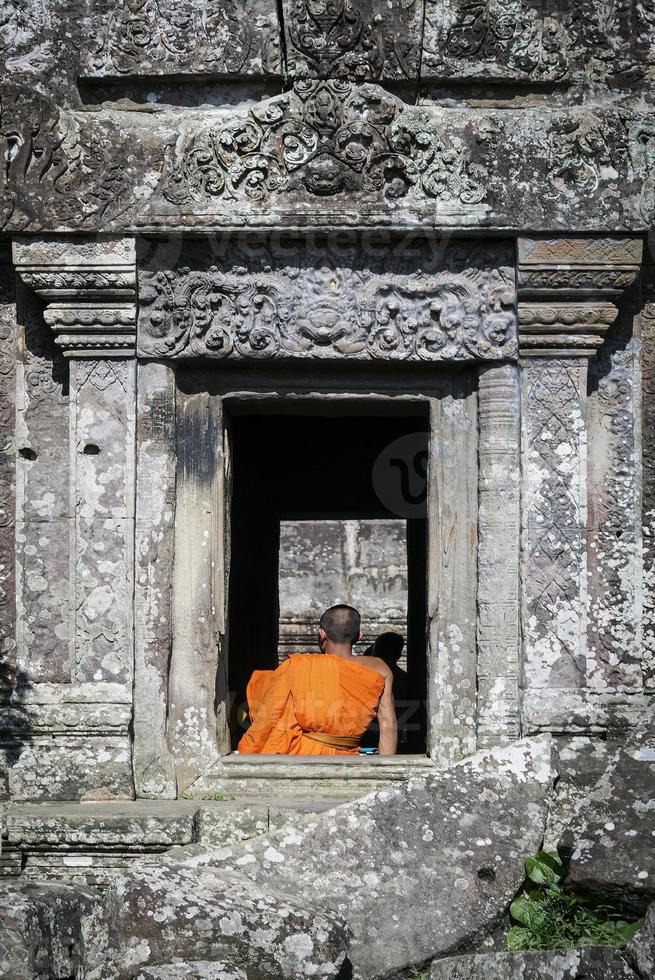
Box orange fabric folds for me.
[238,653,385,756]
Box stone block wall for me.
[277,519,409,663]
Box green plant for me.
[407,969,428,980]
[507,851,643,952]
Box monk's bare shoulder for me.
[354,655,393,681]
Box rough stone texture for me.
[423,1,655,87]
[544,736,619,850]
[103,867,349,979]
[14,283,70,683]
[426,376,479,764]
[0,799,336,885]
[1,735,134,802]
[0,0,652,809]
[0,246,16,691]
[2,2,654,103]
[521,357,588,691]
[643,262,655,691]
[138,236,516,363]
[278,519,408,661]
[160,738,554,979]
[561,717,655,910]
[136,966,247,980]
[282,0,424,81]
[5,802,197,849]
[82,0,282,80]
[133,361,177,799]
[627,902,655,980]
[189,755,436,803]
[0,879,105,980]
[521,688,652,737]
[169,388,227,792]
[0,81,653,233]
[587,299,643,692]
[194,804,269,847]
[71,359,136,686]
[428,947,636,980]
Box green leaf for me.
[525,851,565,886]
[510,896,534,925]
[507,926,533,950]
[510,895,551,928]
[615,919,644,943]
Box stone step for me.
[186,753,435,800]
[0,757,435,884]
[0,798,343,885]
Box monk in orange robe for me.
[238,605,398,756]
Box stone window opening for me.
[225,407,429,757]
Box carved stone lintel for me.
[139,237,517,363]
[12,238,136,358]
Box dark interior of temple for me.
[227,408,429,754]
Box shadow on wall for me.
[0,663,34,797]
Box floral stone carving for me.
[82,0,281,77]
[282,0,423,81]
[423,0,570,81]
[160,80,489,211]
[137,238,516,362]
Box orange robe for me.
[238,653,385,756]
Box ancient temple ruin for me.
[0,0,654,883]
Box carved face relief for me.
[138,238,517,363]
[160,81,489,213]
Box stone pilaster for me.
[642,259,655,692]
[428,373,478,765]
[477,363,520,746]
[133,361,177,799]
[518,237,643,734]
[8,237,136,800]
[0,245,16,689]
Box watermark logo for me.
[372,432,428,519]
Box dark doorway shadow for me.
[227,409,428,754]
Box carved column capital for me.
[518,301,619,358]
[12,236,136,358]
[517,236,643,359]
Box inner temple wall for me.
[278,519,409,665]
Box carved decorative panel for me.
[643,268,655,691]
[138,237,517,362]
[82,0,281,77]
[0,81,650,233]
[587,322,641,692]
[0,84,161,233]
[160,81,488,213]
[423,0,571,82]
[13,237,137,358]
[522,358,587,689]
[0,249,16,688]
[282,0,423,81]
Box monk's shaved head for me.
[319,604,361,644]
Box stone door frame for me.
[10,232,644,800]
[142,363,521,796]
